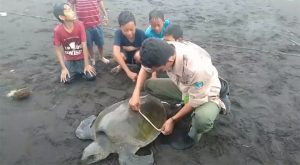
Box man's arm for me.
[173,67,213,120]
[188,71,212,108]
[172,103,193,122]
[129,67,149,111]
[160,100,194,135]
[161,70,212,135]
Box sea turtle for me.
[76,95,167,165]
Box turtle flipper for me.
[75,115,97,140]
[81,133,112,164]
[118,147,154,165]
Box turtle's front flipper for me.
[118,147,154,165]
[76,115,97,140]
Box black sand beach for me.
[0,0,300,164]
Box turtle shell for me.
[92,95,167,149]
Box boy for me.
[145,9,170,78]
[111,11,146,82]
[164,24,211,59]
[129,39,226,149]
[163,24,183,42]
[68,0,110,65]
[53,3,96,84]
[145,9,170,39]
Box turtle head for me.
[81,142,109,164]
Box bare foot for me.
[110,65,121,74]
[100,57,110,64]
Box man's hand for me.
[160,118,175,135]
[129,94,140,112]
[126,71,137,82]
[84,64,96,77]
[60,68,70,83]
[122,46,137,52]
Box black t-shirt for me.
[113,28,146,53]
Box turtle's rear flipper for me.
[76,115,97,140]
[118,149,154,165]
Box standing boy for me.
[53,3,96,84]
[68,0,110,65]
[111,11,146,82]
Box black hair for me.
[118,11,136,26]
[149,9,164,21]
[164,24,183,40]
[53,3,66,23]
[140,38,175,68]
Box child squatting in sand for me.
[110,11,146,82]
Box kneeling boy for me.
[53,3,96,84]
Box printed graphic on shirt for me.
[63,37,83,56]
[194,81,204,89]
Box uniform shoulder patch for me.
[194,81,204,89]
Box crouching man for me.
[129,39,226,149]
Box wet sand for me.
[0,0,300,164]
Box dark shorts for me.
[86,25,104,48]
[63,60,95,83]
[123,50,137,64]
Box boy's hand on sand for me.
[160,118,175,135]
[126,71,137,82]
[61,68,70,83]
[129,96,140,112]
[84,65,96,77]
